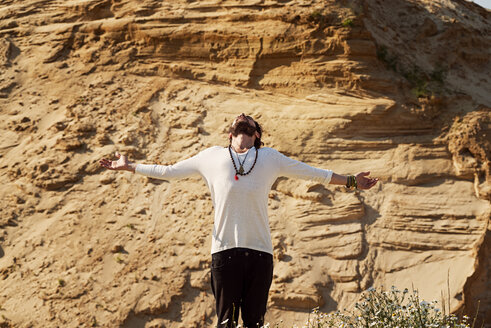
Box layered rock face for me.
[0,0,489,327]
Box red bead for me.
[234,175,239,181]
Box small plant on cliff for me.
[310,9,323,22]
[375,45,447,99]
[342,18,354,28]
[308,9,332,26]
[300,286,476,328]
[376,45,398,72]
[1,314,11,324]
[411,81,430,98]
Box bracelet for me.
[346,175,357,189]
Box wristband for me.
[346,175,357,189]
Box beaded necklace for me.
[236,149,250,174]
[228,145,258,181]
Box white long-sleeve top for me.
[135,146,333,255]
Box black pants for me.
[211,248,273,328]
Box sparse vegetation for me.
[376,45,447,99]
[288,287,479,328]
[342,18,354,27]
[58,278,66,287]
[115,255,124,264]
[223,287,481,327]
[403,67,430,98]
[376,45,398,72]
[310,9,323,22]
[221,286,480,327]
[308,9,329,26]
[307,9,340,27]
[411,82,430,98]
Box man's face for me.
[230,113,258,137]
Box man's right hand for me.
[99,152,136,172]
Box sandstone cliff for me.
[0,0,489,327]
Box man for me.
[99,113,378,327]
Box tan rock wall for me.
[0,0,489,327]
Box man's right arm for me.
[100,151,203,180]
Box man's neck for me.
[231,135,255,153]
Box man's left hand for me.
[356,171,379,190]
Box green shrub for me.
[412,82,430,98]
[342,18,354,27]
[376,45,447,98]
[300,286,475,328]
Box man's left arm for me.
[275,150,378,190]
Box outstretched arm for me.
[100,151,203,180]
[330,171,378,190]
[274,150,378,190]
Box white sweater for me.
[135,146,333,255]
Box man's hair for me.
[253,120,263,149]
[228,117,263,149]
